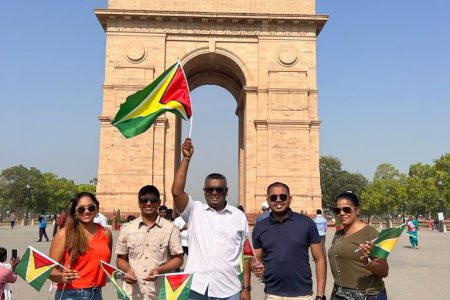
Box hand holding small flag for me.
[61,268,80,283]
[144,268,160,282]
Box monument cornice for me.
[96,9,327,36]
[254,119,321,127]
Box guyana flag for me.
[243,237,255,259]
[112,61,192,138]
[239,236,255,282]
[158,273,193,300]
[100,260,130,300]
[370,224,406,259]
[15,246,58,291]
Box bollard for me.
[21,220,24,226]
[53,219,56,225]
[31,219,34,226]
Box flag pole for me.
[177,59,193,138]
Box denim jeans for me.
[55,287,102,300]
[189,289,241,300]
[367,290,387,300]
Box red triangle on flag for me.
[100,261,116,276]
[167,274,190,291]
[32,251,55,269]
[243,239,254,256]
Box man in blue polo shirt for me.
[251,182,327,300]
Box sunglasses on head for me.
[76,205,97,214]
[139,197,159,204]
[203,187,226,194]
[333,207,354,214]
[268,194,288,202]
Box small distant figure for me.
[9,212,16,229]
[407,217,419,249]
[173,210,189,256]
[165,208,174,221]
[126,215,136,223]
[314,209,328,253]
[426,218,433,231]
[158,205,168,219]
[37,210,49,242]
[53,200,72,237]
[256,201,270,223]
[94,211,108,228]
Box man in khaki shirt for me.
[116,185,184,299]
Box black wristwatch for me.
[315,296,326,300]
[242,285,252,291]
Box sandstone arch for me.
[95,0,327,221]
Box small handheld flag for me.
[370,224,406,259]
[243,237,255,259]
[112,61,192,138]
[15,246,58,291]
[100,260,131,300]
[158,273,193,300]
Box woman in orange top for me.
[49,192,112,300]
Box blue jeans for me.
[189,289,241,300]
[367,290,387,300]
[55,288,102,300]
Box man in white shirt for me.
[172,138,251,300]
[94,212,108,228]
[313,209,327,254]
[173,211,189,256]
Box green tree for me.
[434,153,450,212]
[407,163,438,218]
[320,156,368,211]
[361,163,406,227]
[320,156,343,209]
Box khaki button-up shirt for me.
[116,216,183,299]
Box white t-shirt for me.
[94,212,108,228]
[180,196,248,298]
[173,216,189,247]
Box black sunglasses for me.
[333,207,354,214]
[268,194,288,202]
[203,187,227,194]
[76,205,97,214]
[139,197,160,204]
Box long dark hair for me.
[65,192,99,265]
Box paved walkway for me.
[1,225,449,299]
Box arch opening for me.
[177,52,247,205]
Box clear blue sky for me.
[1,1,449,204]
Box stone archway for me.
[95,0,327,222]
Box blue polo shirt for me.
[252,209,321,297]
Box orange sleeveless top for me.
[57,224,111,289]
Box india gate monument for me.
[95,0,327,222]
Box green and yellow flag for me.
[112,61,192,138]
[100,260,130,300]
[370,225,405,259]
[15,246,58,291]
[158,273,193,300]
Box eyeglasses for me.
[333,207,354,214]
[268,194,288,202]
[203,187,227,194]
[76,205,97,214]
[139,197,160,204]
